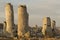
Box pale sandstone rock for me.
[42,17,53,37]
[5,3,14,37]
[18,5,29,37]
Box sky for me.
[0,0,60,27]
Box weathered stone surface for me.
[18,5,29,37]
[42,17,51,35]
[42,17,53,37]
[5,3,14,37]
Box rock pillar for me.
[42,17,53,37]
[5,3,14,37]
[18,5,29,38]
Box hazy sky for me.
[0,0,60,27]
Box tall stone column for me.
[18,5,29,38]
[42,17,53,37]
[51,20,56,30]
[5,3,14,37]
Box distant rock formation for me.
[42,17,53,37]
[18,5,29,39]
[5,3,14,37]
[0,3,60,40]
